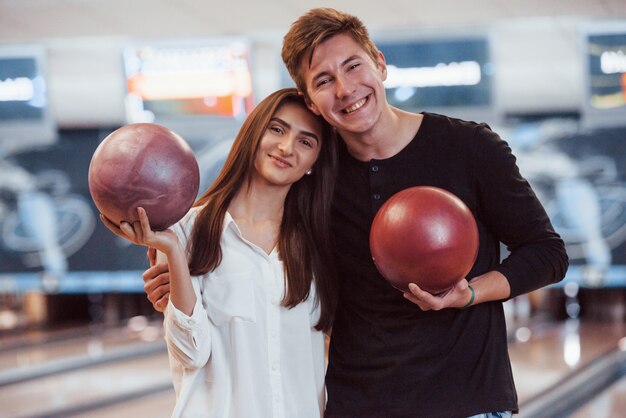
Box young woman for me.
[100,88,338,418]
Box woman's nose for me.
[277,136,294,155]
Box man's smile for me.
[342,96,368,114]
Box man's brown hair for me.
[281,8,379,98]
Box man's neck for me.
[339,107,423,161]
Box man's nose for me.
[335,74,354,99]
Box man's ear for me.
[377,50,387,81]
[300,91,321,116]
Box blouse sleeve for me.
[470,124,569,298]
[162,209,212,369]
[164,290,212,369]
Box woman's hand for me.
[99,207,179,255]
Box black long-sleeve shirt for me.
[325,112,569,418]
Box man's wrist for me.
[462,285,475,308]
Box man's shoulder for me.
[421,111,490,131]
[419,112,494,145]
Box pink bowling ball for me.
[88,123,199,231]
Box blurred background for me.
[1,1,626,417]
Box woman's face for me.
[253,101,323,187]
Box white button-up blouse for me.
[163,207,326,418]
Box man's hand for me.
[143,247,171,313]
[403,270,511,311]
[403,279,473,311]
[142,262,171,313]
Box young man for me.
[280,7,568,418]
[143,7,568,417]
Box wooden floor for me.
[0,311,624,417]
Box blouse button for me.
[371,165,379,172]
[373,193,381,200]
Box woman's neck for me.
[227,181,288,254]
[229,180,287,222]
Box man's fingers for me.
[142,263,169,283]
[143,273,169,294]
[147,247,157,266]
[154,295,169,313]
[146,282,170,302]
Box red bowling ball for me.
[88,123,199,231]
[370,186,479,294]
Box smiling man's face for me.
[301,33,388,137]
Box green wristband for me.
[462,285,475,309]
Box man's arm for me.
[403,123,567,311]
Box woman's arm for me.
[101,207,196,314]
[100,209,211,369]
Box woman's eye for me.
[270,126,284,134]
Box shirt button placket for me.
[266,258,283,418]
[370,161,384,213]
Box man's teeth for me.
[344,98,367,114]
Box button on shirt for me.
[163,208,325,418]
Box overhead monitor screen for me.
[582,28,626,128]
[0,45,56,150]
[123,39,254,141]
[0,57,45,120]
[376,36,495,122]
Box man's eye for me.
[316,79,330,87]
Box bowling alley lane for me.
[0,316,174,418]
[504,294,626,418]
[0,319,163,374]
[509,318,626,405]
[81,389,176,418]
[570,372,626,418]
[1,311,623,417]
[0,350,173,418]
[69,315,626,418]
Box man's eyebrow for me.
[340,55,361,66]
[311,55,361,83]
[271,116,320,143]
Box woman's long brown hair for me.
[187,88,338,332]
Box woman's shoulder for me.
[171,205,203,243]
